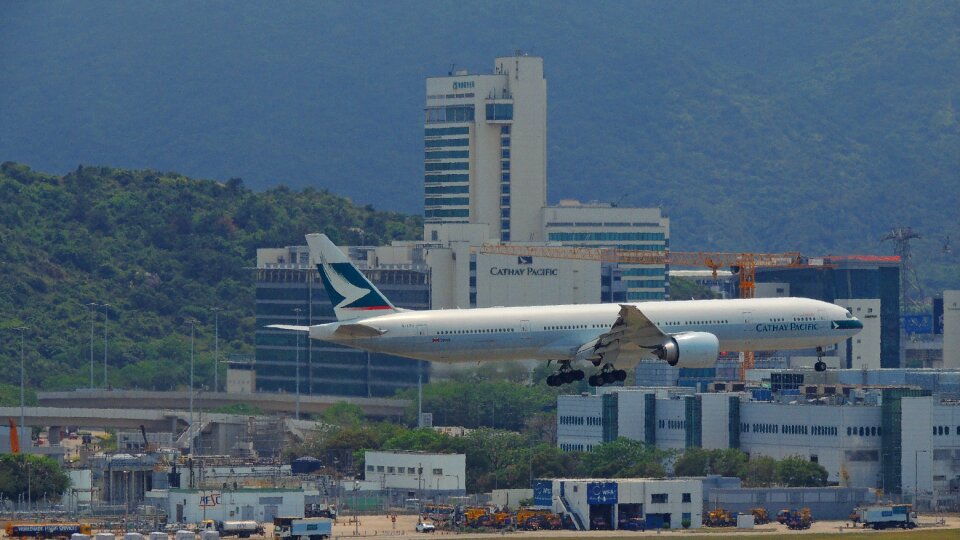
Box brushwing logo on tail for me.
[318,261,392,311]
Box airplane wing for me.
[574,304,667,362]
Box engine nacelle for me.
[655,332,720,367]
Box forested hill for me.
[1,2,958,290]
[0,162,421,394]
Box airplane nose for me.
[851,317,863,330]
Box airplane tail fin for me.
[306,233,400,321]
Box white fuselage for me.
[309,297,860,368]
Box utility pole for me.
[88,303,98,388]
[210,307,222,393]
[15,326,28,439]
[102,303,110,387]
[293,308,302,419]
[187,319,198,456]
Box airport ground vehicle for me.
[273,517,332,540]
[202,520,262,538]
[5,524,93,539]
[705,508,736,527]
[415,522,435,533]
[854,504,917,529]
[782,508,812,530]
[750,508,769,524]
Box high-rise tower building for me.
[424,53,547,242]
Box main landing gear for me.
[546,361,585,387]
[814,346,827,372]
[588,364,627,387]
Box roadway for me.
[37,389,410,418]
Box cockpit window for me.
[845,310,853,318]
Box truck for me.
[272,517,332,540]
[201,520,262,538]
[5,524,93,539]
[855,504,918,530]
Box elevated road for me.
[37,389,409,418]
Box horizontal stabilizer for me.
[266,324,310,332]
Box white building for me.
[361,451,465,494]
[556,385,960,509]
[536,478,701,530]
[835,299,882,370]
[943,290,960,368]
[424,53,546,243]
[146,488,305,523]
[543,200,670,300]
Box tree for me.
[744,456,778,487]
[673,448,747,478]
[321,402,365,427]
[0,454,70,502]
[776,456,828,487]
[581,438,668,478]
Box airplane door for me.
[520,320,530,332]
[417,324,428,336]
[741,311,754,347]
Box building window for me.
[501,125,510,134]
[651,493,668,504]
[408,467,416,474]
[485,103,513,120]
[387,467,395,473]
[377,466,385,472]
[367,465,374,472]
[432,468,443,475]
[682,493,691,503]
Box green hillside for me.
[1,2,958,291]
[0,162,420,395]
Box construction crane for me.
[477,245,812,379]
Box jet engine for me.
[654,332,720,367]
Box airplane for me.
[268,233,863,387]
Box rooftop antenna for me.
[449,63,456,76]
[881,226,925,313]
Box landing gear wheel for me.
[615,369,627,382]
[548,361,585,386]
[814,346,826,372]
[546,374,560,387]
[588,374,602,387]
[602,370,617,384]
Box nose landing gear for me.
[814,346,827,372]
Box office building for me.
[756,256,900,367]
[557,381,960,509]
[424,53,547,243]
[255,245,429,398]
[543,200,669,300]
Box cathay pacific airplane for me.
[269,234,863,387]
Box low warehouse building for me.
[146,488,305,524]
[535,478,702,530]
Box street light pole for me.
[102,303,110,387]
[88,303,97,388]
[915,449,928,507]
[293,308,302,419]
[210,307,222,393]
[187,319,198,456]
[15,326,28,439]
